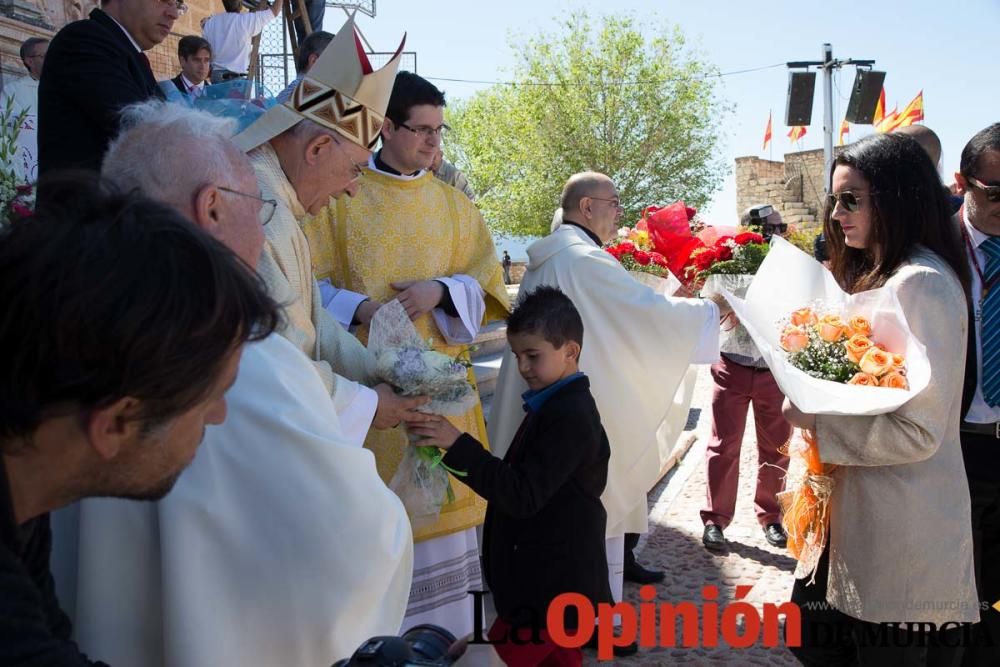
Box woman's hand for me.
[406,415,462,450]
[782,397,817,431]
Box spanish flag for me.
[891,90,925,130]
[763,112,773,151]
[838,119,850,146]
[788,125,807,143]
[875,105,898,133]
[872,87,886,126]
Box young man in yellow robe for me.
[303,71,509,639]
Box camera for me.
[746,203,787,241]
[331,624,461,667]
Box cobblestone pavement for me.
[583,365,802,666]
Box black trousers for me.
[961,444,1000,666]
[790,548,966,667]
[624,532,640,566]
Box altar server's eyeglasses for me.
[827,190,871,213]
[158,0,188,15]
[398,122,451,138]
[218,186,277,225]
[967,175,1000,203]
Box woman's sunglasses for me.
[967,175,1000,203]
[826,190,869,213]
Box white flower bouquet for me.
[368,300,477,528]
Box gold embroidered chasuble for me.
[304,170,510,542]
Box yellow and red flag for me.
[875,105,898,133]
[872,87,886,126]
[788,125,807,143]
[892,90,925,130]
[763,112,773,151]
[838,119,850,146]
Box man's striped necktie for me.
[980,235,1000,406]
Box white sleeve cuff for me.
[432,274,485,345]
[330,382,378,448]
[317,279,368,331]
[690,300,721,364]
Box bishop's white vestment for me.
[488,224,719,539]
[51,334,413,666]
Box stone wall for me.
[734,147,845,230]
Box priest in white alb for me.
[50,100,413,666]
[488,172,722,606]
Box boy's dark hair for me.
[507,286,583,349]
[386,71,446,126]
[178,35,212,60]
[0,174,281,447]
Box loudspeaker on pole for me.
[785,71,816,126]
[844,70,886,124]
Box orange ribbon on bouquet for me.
[779,429,837,583]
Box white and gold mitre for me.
[234,13,405,152]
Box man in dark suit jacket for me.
[169,35,211,97]
[37,0,182,178]
[955,123,1000,666]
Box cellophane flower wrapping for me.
[720,237,930,581]
[721,237,929,416]
[701,274,760,363]
[368,301,478,528]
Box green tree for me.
[446,11,731,237]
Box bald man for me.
[488,173,722,650]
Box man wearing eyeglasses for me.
[303,70,510,640]
[50,99,415,667]
[954,123,1000,666]
[37,0,183,180]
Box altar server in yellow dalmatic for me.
[304,71,509,639]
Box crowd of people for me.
[0,2,999,666]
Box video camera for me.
[746,203,787,241]
[331,625,462,667]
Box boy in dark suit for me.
[410,286,613,667]
[170,35,212,98]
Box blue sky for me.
[325,0,996,252]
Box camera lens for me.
[400,624,457,662]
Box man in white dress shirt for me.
[202,0,283,83]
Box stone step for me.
[473,350,505,401]
[471,320,508,359]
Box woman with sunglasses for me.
[782,133,979,666]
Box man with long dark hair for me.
[0,176,279,664]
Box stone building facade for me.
[734,147,843,230]
[2,0,217,86]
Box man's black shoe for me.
[583,634,639,656]
[763,523,788,548]
[623,560,665,584]
[702,524,727,552]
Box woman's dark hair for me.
[822,133,971,296]
[385,71,446,126]
[507,286,584,349]
[0,175,281,444]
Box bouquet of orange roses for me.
[776,306,909,575]
[720,237,931,581]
